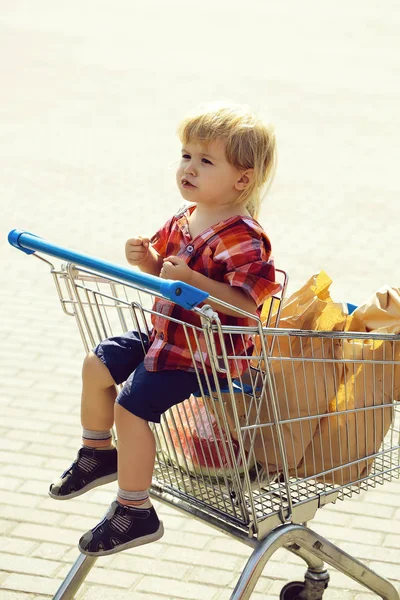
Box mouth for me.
[181,178,196,189]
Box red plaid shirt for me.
[144,205,280,377]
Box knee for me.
[82,351,115,387]
[115,402,148,430]
[82,351,99,375]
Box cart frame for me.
[8,229,400,600]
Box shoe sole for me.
[48,472,118,500]
[79,522,164,556]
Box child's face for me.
[176,139,243,209]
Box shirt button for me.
[158,332,164,340]
[187,245,194,253]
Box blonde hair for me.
[177,103,276,219]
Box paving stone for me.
[313,507,357,527]
[181,516,226,537]
[41,457,75,473]
[0,451,45,469]
[0,439,27,452]
[0,491,40,509]
[0,419,51,434]
[0,505,61,526]
[383,534,400,549]
[136,575,220,599]
[0,519,18,536]
[322,500,395,519]
[14,481,50,497]
[85,489,119,505]
[186,565,236,587]
[0,574,63,596]
[350,515,400,535]
[160,545,245,572]
[0,465,61,483]
[361,492,400,507]
[0,537,38,556]
[0,592,38,600]
[31,542,70,561]
[5,389,54,404]
[12,399,73,415]
[80,586,151,600]
[337,541,400,564]
[27,411,80,426]
[367,562,400,584]
[58,514,99,532]
[0,396,14,407]
[30,382,77,396]
[72,565,141,589]
[25,444,75,460]
[6,431,69,447]
[47,424,81,437]
[216,592,276,600]
[1,380,35,392]
[158,528,210,550]
[0,476,24,492]
[0,552,61,577]
[38,497,109,517]
[111,553,191,581]
[0,367,19,381]
[11,523,79,546]
[205,536,253,558]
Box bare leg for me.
[77,396,164,556]
[81,351,117,432]
[114,403,155,491]
[49,352,118,499]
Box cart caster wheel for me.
[279,581,305,600]
[280,571,329,600]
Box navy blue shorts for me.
[94,331,209,423]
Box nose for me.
[184,160,196,176]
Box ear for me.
[235,169,254,191]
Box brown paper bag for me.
[208,280,399,485]
[297,286,400,484]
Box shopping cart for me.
[9,229,400,600]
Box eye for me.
[182,153,191,160]
[202,158,213,165]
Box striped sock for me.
[82,428,113,449]
[117,487,151,508]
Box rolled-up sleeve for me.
[217,230,281,308]
[150,215,174,257]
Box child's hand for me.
[160,256,193,283]
[125,237,151,266]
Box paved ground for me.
[0,1,399,598]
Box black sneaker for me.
[78,501,164,556]
[49,447,118,500]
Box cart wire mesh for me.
[49,260,400,541]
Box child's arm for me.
[161,256,257,317]
[190,271,257,316]
[125,237,163,276]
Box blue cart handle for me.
[8,229,209,310]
